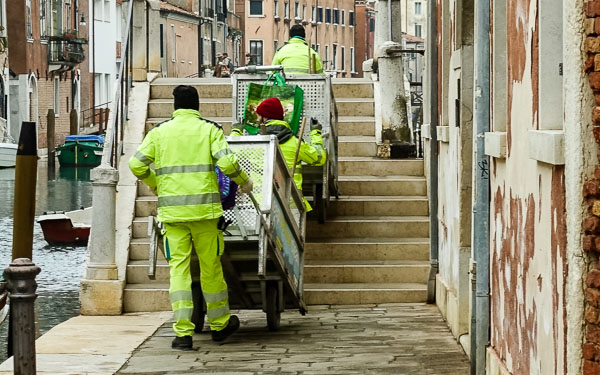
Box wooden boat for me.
[55,135,104,167]
[37,207,92,246]
[0,142,17,168]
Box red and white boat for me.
[37,207,92,246]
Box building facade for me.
[401,0,426,40]
[353,0,374,77]
[7,0,90,153]
[241,0,356,77]
[423,0,594,373]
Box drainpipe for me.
[471,0,491,373]
[425,0,439,303]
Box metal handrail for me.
[101,0,134,167]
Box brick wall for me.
[35,73,77,150]
[583,2,600,374]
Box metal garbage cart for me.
[231,65,339,223]
[148,135,307,332]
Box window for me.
[274,0,278,17]
[94,0,103,21]
[294,1,299,18]
[349,11,355,26]
[369,18,375,32]
[159,24,164,58]
[51,0,63,36]
[170,24,176,61]
[341,46,345,71]
[317,7,323,22]
[249,0,263,15]
[538,0,563,130]
[40,0,47,37]
[324,45,329,68]
[53,78,60,115]
[325,8,331,23]
[332,44,337,69]
[415,24,422,37]
[284,2,289,18]
[26,0,32,39]
[104,0,110,21]
[333,9,339,24]
[492,0,507,132]
[274,40,278,53]
[249,40,263,65]
[351,47,355,72]
[0,0,4,36]
[302,5,306,20]
[316,44,320,53]
[311,6,315,21]
[415,2,422,15]
[341,10,345,25]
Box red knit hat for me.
[256,98,284,120]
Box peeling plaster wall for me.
[488,1,567,373]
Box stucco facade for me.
[242,0,356,77]
[424,0,590,373]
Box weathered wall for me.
[434,0,473,347]
[488,1,567,373]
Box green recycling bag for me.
[242,73,304,135]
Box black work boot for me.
[211,315,240,342]
[171,335,193,350]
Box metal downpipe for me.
[471,0,491,373]
[426,0,439,304]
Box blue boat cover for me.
[65,135,104,143]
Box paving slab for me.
[117,304,469,374]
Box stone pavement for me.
[118,303,469,374]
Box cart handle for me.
[234,65,284,74]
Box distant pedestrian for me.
[245,52,256,66]
[129,85,253,350]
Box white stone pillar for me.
[132,0,148,81]
[374,0,403,46]
[80,165,124,315]
[147,0,162,73]
[376,42,412,147]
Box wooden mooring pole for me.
[5,121,41,375]
[47,109,55,168]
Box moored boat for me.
[56,135,104,167]
[37,207,92,246]
[0,142,17,168]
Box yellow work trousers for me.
[164,219,230,337]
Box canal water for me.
[0,164,93,362]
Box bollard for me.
[47,110,55,167]
[12,122,38,260]
[4,258,41,375]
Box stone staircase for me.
[122,77,429,312]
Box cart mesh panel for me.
[224,143,267,234]
[234,76,330,142]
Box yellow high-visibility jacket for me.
[231,119,326,210]
[272,37,324,74]
[129,108,249,223]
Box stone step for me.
[148,98,232,118]
[127,260,169,284]
[335,98,374,117]
[304,260,429,284]
[133,217,150,239]
[329,196,429,216]
[151,78,233,99]
[146,117,233,134]
[124,284,170,312]
[307,216,429,239]
[339,136,377,157]
[338,176,427,196]
[332,79,374,98]
[129,238,165,261]
[136,196,157,217]
[138,183,155,197]
[337,116,376,137]
[339,157,424,177]
[303,283,427,304]
[305,238,430,261]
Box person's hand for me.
[232,123,245,133]
[240,178,254,194]
[310,118,322,131]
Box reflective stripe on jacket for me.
[271,37,324,74]
[129,108,249,223]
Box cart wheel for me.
[315,184,326,224]
[191,282,206,333]
[266,284,281,332]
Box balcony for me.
[48,33,87,70]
